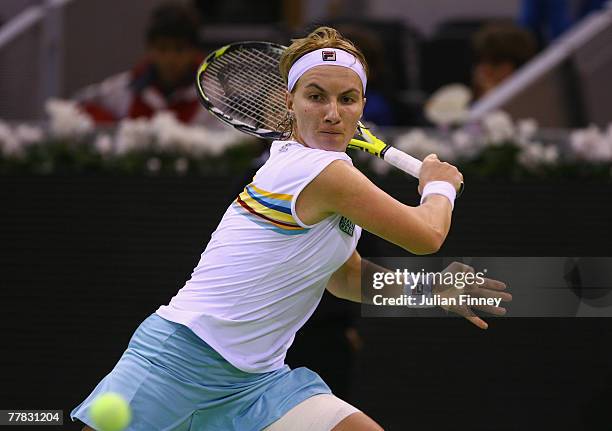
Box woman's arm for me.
[327,251,512,329]
[326,250,404,304]
[326,250,362,303]
[295,157,457,255]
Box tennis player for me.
[73,27,508,431]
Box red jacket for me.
[75,56,214,126]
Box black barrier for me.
[1,176,612,430]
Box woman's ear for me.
[360,97,367,120]
[286,91,294,112]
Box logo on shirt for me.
[322,50,336,61]
[338,216,355,236]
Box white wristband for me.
[420,181,456,210]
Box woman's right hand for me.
[418,154,463,195]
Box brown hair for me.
[278,26,369,138]
[280,26,369,85]
[473,23,537,68]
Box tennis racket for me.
[196,41,463,195]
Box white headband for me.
[287,48,367,93]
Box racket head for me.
[196,41,288,140]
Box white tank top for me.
[156,141,362,373]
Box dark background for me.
[2,175,612,430]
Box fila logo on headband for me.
[322,51,336,61]
[287,48,367,92]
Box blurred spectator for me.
[519,0,607,47]
[74,2,215,126]
[472,23,537,100]
[336,25,396,126]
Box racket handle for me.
[383,146,422,178]
[384,147,465,196]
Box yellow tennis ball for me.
[89,392,132,431]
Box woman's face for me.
[287,65,365,152]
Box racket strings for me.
[201,47,287,131]
[201,82,279,130]
[202,66,284,130]
[201,74,277,126]
[219,48,287,130]
[207,51,285,105]
[233,49,287,106]
[217,50,287,124]
[201,72,277,125]
[207,53,284,123]
[230,48,286,93]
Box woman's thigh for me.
[332,412,384,431]
[263,394,383,431]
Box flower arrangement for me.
[0,100,258,175]
[0,98,611,179]
[366,84,612,180]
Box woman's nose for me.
[323,101,340,123]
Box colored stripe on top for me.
[235,183,308,235]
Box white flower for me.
[151,111,183,151]
[450,129,481,159]
[174,157,189,174]
[146,157,161,173]
[115,118,152,154]
[604,124,612,159]
[394,130,454,162]
[203,128,248,156]
[45,98,94,139]
[516,118,538,147]
[482,110,515,145]
[424,84,472,126]
[14,124,43,145]
[150,111,238,155]
[369,156,392,175]
[94,134,114,157]
[518,142,559,169]
[186,127,214,156]
[0,121,24,158]
[570,125,612,162]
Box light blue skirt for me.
[71,313,331,430]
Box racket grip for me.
[383,147,422,178]
[384,147,464,197]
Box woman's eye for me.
[309,94,321,101]
[342,96,355,104]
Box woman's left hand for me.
[432,261,512,329]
